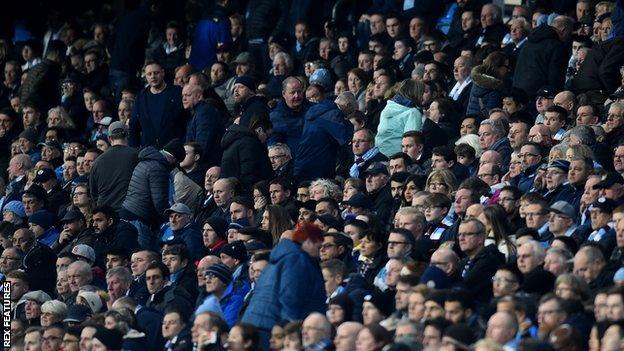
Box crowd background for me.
[4,0,624,350]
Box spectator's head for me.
[233,76,256,105]
[519,142,543,169]
[282,76,304,110]
[524,198,549,229]
[551,15,574,42]
[302,312,332,347]
[388,153,412,175]
[537,294,567,336]
[144,60,166,90]
[517,240,546,274]
[492,264,522,297]
[458,219,486,258]
[162,308,188,340]
[573,245,606,284]
[351,128,375,157]
[267,143,292,171]
[162,244,190,275]
[106,266,132,303]
[364,162,389,193]
[334,322,363,351]
[213,178,236,208]
[486,311,518,346]
[205,263,232,297]
[42,324,65,351]
[544,105,568,135]
[67,260,92,293]
[568,157,592,187]
[191,312,226,344]
[401,131,424,161]
[576,104,599,126]
[423,193,451,223]
[145,261,170,294]
[605,288,624,321]
[181,83,203,110]
[478,119,506,150]
[130,250,159,277]
[481,4,502,28]
[355,324,392,351]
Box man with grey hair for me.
[334,321,363,351]
[478,119,512,171]
[477,4,507,46]
[268,143,294,181]
[486,311,519,349]
[606,102,624,148]
[67,260,93,294]
[106,266,133,308]
[6,153,33,199]
[517,240,555,295]
[334,92,358,115]
[302,312,333,350]
[309,179,342,201]
[269,76,310,153]
[449,55,473,109]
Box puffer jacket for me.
[121,147,173,227]
[220,124,273,193]
[375,97,423,157]
[269,99,311,154]
[242,239,326,332]
[466,65,505,119]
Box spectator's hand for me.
[0,126,6,138]
[59,228,73,244]
[359,14,370,23]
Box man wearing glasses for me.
[513,141,543,193]
[455,219,504,310]
[42,324,65,351]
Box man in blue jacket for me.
[183,83,224,168]
[294,100,353,181]
[269,76,311,153]
[129,60,186,148]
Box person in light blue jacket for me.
[375,79,425,157]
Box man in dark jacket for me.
[161,203,204,262]
[220,116,273,194]
[91,205,139,271]
[13,228,56,296]
[183,84,225,168]
[19,40,64,113]
[162,244,198,302]
[513,21,569,96]
[478,119,512,172]
[570,36,624,96]
[129,61,186,148]
[242,223,326,349]
[294,100,353,181]
[363,162,394,228]
[121,139,186,250]
[90,121,139,210]
[145,262,193,317]
[475,4,508,47]
[269,77,311,154]
[232,76,270,128]
[455,219,504,311]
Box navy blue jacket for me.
[186,101,225,167]
[129,84,186,148]
[269,99,311,154]
[294,100,353,181]
[242,239,326,332]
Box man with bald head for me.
[334,322,363,351]
[429,248,460,282]
[553,90,575,114]
[184,83,224,168]
[302,312,333,349]
[6,153,33,199]
[479,150,502,169]
[13,228,56,296]
[486,311,519,349]
[528,124,553,147]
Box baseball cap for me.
[33,168,56,183]
[343,193,374,210]
[22,290,52,304]
[548,160,570,173]
[72,244,96,263]
[363,162,389,176]
[38,140,63,152]
[589,197,618,213]
[60,209,85,223]
[536,86,556,99]
[63,303,92,323]
[164,203,192,216]
[108,121,127,135]
[232,52,252,65]
[549,201,576,219]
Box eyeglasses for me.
[492,276,516,284]
[0,256,19,261]
[268,155,287,161]
[518,153,539,158]
[320,243,336,249]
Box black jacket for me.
[570,36,624,95]
[122,147,174,227]
[22,242,57,296]
[146,284,194,317]
[455,245,505,310]
[89,144,139,210]
[245,0,290,40]
[237,95,270,128]
[220,124,273,193]
[512,24,567,96]
[186,101,225,168]
[92,220,139,270]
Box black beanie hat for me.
[205,263,233,285]
[219,240,248,263]
[93,328,123,350]
[162,138,186,163]
[329,293,354,322]
[443,324,476,350]
[204,216,228,240]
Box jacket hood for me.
[273,99,310,117]
[221,123,257,149]
[138,146,169,164]
[528,24,560,43]
[305,99,342,121]
[471,65,505,91]
[270,239,308,262]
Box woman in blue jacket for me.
[466,51,511,119]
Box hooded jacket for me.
[242,239,326,332]
[375,98,423,157]
[466,64,505,119]
[269,99,311,154]
[294,100,353,181]
[186,101,225,168]
[121,147,174,227]
[512,24,567,95]
[220,124,273,192]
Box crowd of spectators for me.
[5,0,624,350]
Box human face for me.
[517,244,542,274]
[548,211,572,236]
[576,105,598,125]
[130,251,152,277]
[359,236,381,258]
[365,173,387,193]
[544,112,565,135]
[457,221,484,257]
[423,63,439,82]
[573,253,602,284]
[481,6,496,27]
[614,146,624,173]
[283,79,304,109]
[269,183,290,205]
[590,208,612,230]
[492,270,519,297]
[25,300,41,320]
[422,325,442,349]
[444,301,467,324]
[519,145,541,168]
[401,136,422,160]
[163,253,187,275]
[407,292,426,322]
[525,204,548,229]
[22,106,40,128]
[478,124,498,150]
[270,325,285,351]
[210,63,226,83]
[352,130,373,156]
[358,54,372,72]
[424,204,445,223]
[544,251,568,276]
[67,265,89,293]
[373,75,391,99]
[355,328,379,351]
[431,154,451,170]
[168,212,190,231]
[181,85,201,110]
[538,299,565,334]
[388,159,406,176]
[146,268,166,294]
[454,189,473,216]
[392,40,409,60]
[606,294,624,321]
[233,83,254,104]
[42,328,65,351]
[322,268,341,297]
[348,73,362,94]
[25,331,42,351]
[545,167,567,190]
[387,233,411,259]
[607,104,624,130]
[145,63,165,89]
[510,20,526,42]
[162,312,185,340]
[213,179,233,207]
[92,212,112,234]
[536,96,553,114]
[105,273,129,305]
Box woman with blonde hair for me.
[375,79,425,156]
[565,144,594,161]
[425,169,457,196]
[555,273,591,301]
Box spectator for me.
[183,83,225,168]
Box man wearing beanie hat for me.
[2,200,26,225]
[232,75,270,128]
[129,60,185,149]
[196,262,243,327]
[28,210,59,247]
[442,323,476,351]
[92,327,124,351]
[121,138,185,250]
[328,293,354,324]
[243,222,326,342]
[362,291,395,324]
[219,240,251,299]
[203,216,228,255]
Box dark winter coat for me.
[466,65,505,119]
[245,0,290,40]
[220,124,273,193]
[92,220,139,271]
[237,95,270,128]
[186,101,225,168]
[22,242,57,296]
[269,99,311,154]
[294,100,353,181]
[122,147,174,227]
[455,245,505,309]
[570,36,624,96]
[20,59,62,112]
[242,239,326,333]
[512,24,567,96]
